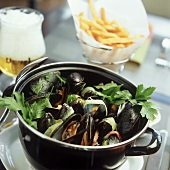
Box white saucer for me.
[0,123,144,170]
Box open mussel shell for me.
[59,103,75,121]
[49,92,63,107]
[102,133,122,146]
[69,98,84,115]
[44,107,61,120]
[83,99,108,122]
[96,117,117,145]
[81,86,96,99]
[52,114,81,142]
[77,113,95,146]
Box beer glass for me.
[0,7,46,94]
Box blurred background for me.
[1,0,170,18]
[143,0,170,19]
[0,0,69,35]
[0,0,170,35]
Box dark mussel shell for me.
[62,113,95,146]
[30,71,61,95]
[66,72,86,94]
[83,99,108,123]
[49,89,66,107]
[95,117,117,145]
[52,113,96,146]
[37,112,55,133]
[108,104,119,120]
[117,102,142,140]
[52,114,82,142]
[69,98,84,115]
[77,113,95,146]
[59,103,75,121]
[81,86,96,99]
[26,94,47,104]
[44,107,61,120]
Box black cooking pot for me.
[4,62,162,170]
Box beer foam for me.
[0,9,41,25]
[0,8,46,60]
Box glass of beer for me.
[0,7,46,94]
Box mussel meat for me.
[83,99,108,123]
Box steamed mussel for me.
[10,71,158,146]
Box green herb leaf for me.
[65,94,78,105]
[138,101,159,121]
[139,102,158,121]
[135,84,156,101]
[31,79,44,95]
[95,82,122,97]
[113,90,132,105]
[0,96,21,111]
[95,82,124,103]
[56,74,66,86]
[27,97,52,120]
[94,83,158,121]
[95,82,118,90]
[0,92,52,128]
[0,92,28,114]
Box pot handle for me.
[0,108,11,130]
[125,127,162,156]
[0,84,14,130]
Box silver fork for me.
[155,38,170,67]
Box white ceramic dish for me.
[0,123,144,170]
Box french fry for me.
[79,16,107,32]
[78,0,143,49]
[99,37,134,45]
[88,0,98,20]
[101,8,110,25]
[113,44,125,48]
[86,30,94,38]
[103,25,117,32]
[78,12,84,17]
[116,28,130,37]
[80,21,90,31]
[88,0,105,25]
[96,18,105,25]
[91,30,119,38]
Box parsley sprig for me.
[94,83,159,120]
[0,82,159,129]
[0,92,51,129]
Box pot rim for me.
[14,61,150,151]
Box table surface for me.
[0,12,170,170]
[44,15,170,170]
